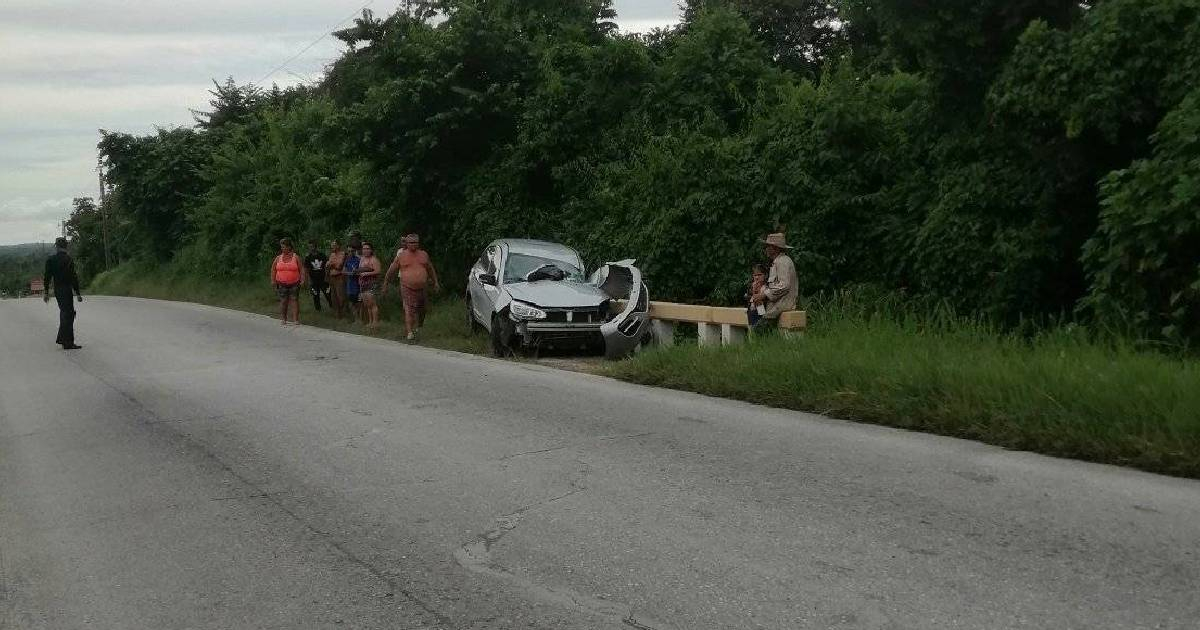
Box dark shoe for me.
[63,344,82,350]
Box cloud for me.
[0,198,74,245]
[0,198,76,223]
[613,0,681,22]
[0,0,371,36]
[0,0,682,35]
[0,0,681,246]
[0,30,339,91]
[617,18,682,34]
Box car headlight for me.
[509,301,547,321]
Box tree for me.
[64,197,108,282]
[1082,88,1200,345]
[683,0,843,78]
[841,0,1087,115]
[73,0,1200,346]
[191,78,263,130]
[98,128,211,260]
[650,6,785,132]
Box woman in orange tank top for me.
[270,238,305,325]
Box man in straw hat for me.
[752,233,798,331]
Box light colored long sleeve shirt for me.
[764,253,798,318]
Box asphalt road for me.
[1,297,1198,630]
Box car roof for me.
[497,239,581,262]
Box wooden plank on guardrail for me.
[615,299,806,332]
[710,307,749,326]
[647,302,713,324]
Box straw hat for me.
[760,233,793,250]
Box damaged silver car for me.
[465,239,649,359]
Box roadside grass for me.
[608,313,1200,478]
[93,265,1200,478]
[90,264,489,355]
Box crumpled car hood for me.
[504,281,608,308]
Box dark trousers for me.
[55,291,76,346]
[309,283,332,311]
[752,316,778,334]
[747,306,762,327]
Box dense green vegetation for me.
[0,243,52,296]
[76,0,1200,347]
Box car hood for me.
[504,281,608,309]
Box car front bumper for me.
[515,321,604,348]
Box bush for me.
[1082,88,1200,346]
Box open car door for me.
[590,260,650,360]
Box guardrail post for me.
[721,324,747,346]
[650,320,676,347]
[697,323,721,347]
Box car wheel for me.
[490,314,508,357]
[466,295,482,333]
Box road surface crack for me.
[598,432,655,441]
[209,492,285,502]
[498,444,570,460]
[453,461,664,628]
[73,366,457,629]
[498,432,653,461]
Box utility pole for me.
[98,155,111,269]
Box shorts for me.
[401,286,427,317]
[275,283,301,299]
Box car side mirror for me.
[479,273,497,286]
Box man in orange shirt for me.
[382,233,440,340]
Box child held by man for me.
[746,263,768,326]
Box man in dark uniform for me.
[43,237,83,350]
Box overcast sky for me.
[0,1,681,245]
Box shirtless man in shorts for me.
[382,233,440,340]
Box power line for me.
[254,0,376,86]
[286,70,315,84]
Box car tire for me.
[490,314,508,357]
[466,295,482,333]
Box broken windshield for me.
[504,253,584,284]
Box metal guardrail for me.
[642,301,807,347]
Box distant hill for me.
[0,244,51,294]
[0,243,51,256]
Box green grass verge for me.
[93,264,1200,478]
[607,317,1200,478]
[90,264,489,355]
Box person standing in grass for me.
[304,240,332,312]
[342,241,361,322]
[271,238,304,325]
[382,233,440,340]
[357,241,383,329]
[327,239,347,318]
[752,233,798,332]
